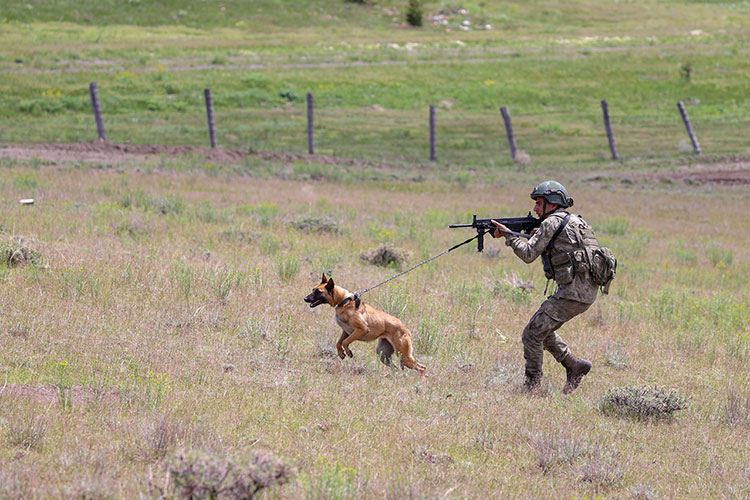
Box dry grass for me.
[0,159,748,498]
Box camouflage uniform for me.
[504,208,599,380]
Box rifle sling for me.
[545,213,571,253]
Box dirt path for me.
[2,142,748,185]
[0,141,379,168]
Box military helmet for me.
[530,180,574,208]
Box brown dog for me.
[304,274,426,379]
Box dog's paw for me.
[338,352,346,360]
[346,350,354,358]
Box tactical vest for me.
[541,212,600,286]
[541,211,617,294]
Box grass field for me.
[1,157,749,498]
[1,1,749,499]
[1,0,749,166]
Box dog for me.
[304,274,426,379]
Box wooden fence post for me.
[429,105,436,162]
[601,99,619,160]
[89,82,106,141]
[307,93,315,154]
[500,106,517,160]
[204,88,217,149]
[677,101,701,154]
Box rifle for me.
[449,214,540,252]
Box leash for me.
[354,233,481,298]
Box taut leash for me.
[354,233,481,298]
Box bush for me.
[165,449,294,500]
[290,216,340,234]
[360,244,409,267]
[599,386,688,421]
[406,0,423,27]
[1,235,44,268]
[279,89,298,102]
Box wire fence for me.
[80,81,730,166]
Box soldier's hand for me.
[490,220,510,238]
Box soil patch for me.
[0,141,380,169]
[600,155,750,186]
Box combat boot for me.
[561,354,592,394]
[523,370,542,391]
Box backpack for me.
[568,215,618,295]
[589,246,617,294]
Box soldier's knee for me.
[522,327,538,347]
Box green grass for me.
[1,0,748,167]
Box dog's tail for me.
[376,338,394,366]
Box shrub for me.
[1,235,44,268]
[360,244,409,267]
[599,386,688,421]
[290,216,340,234]
[279,89,298,102]
[406,0,423,27]
[166,449,294,500]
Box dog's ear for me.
[325,278,335,292]
[320,273,328,284]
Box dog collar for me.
[338,294,361,309]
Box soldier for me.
[491,181,598,394]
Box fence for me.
[86,82,705,163]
